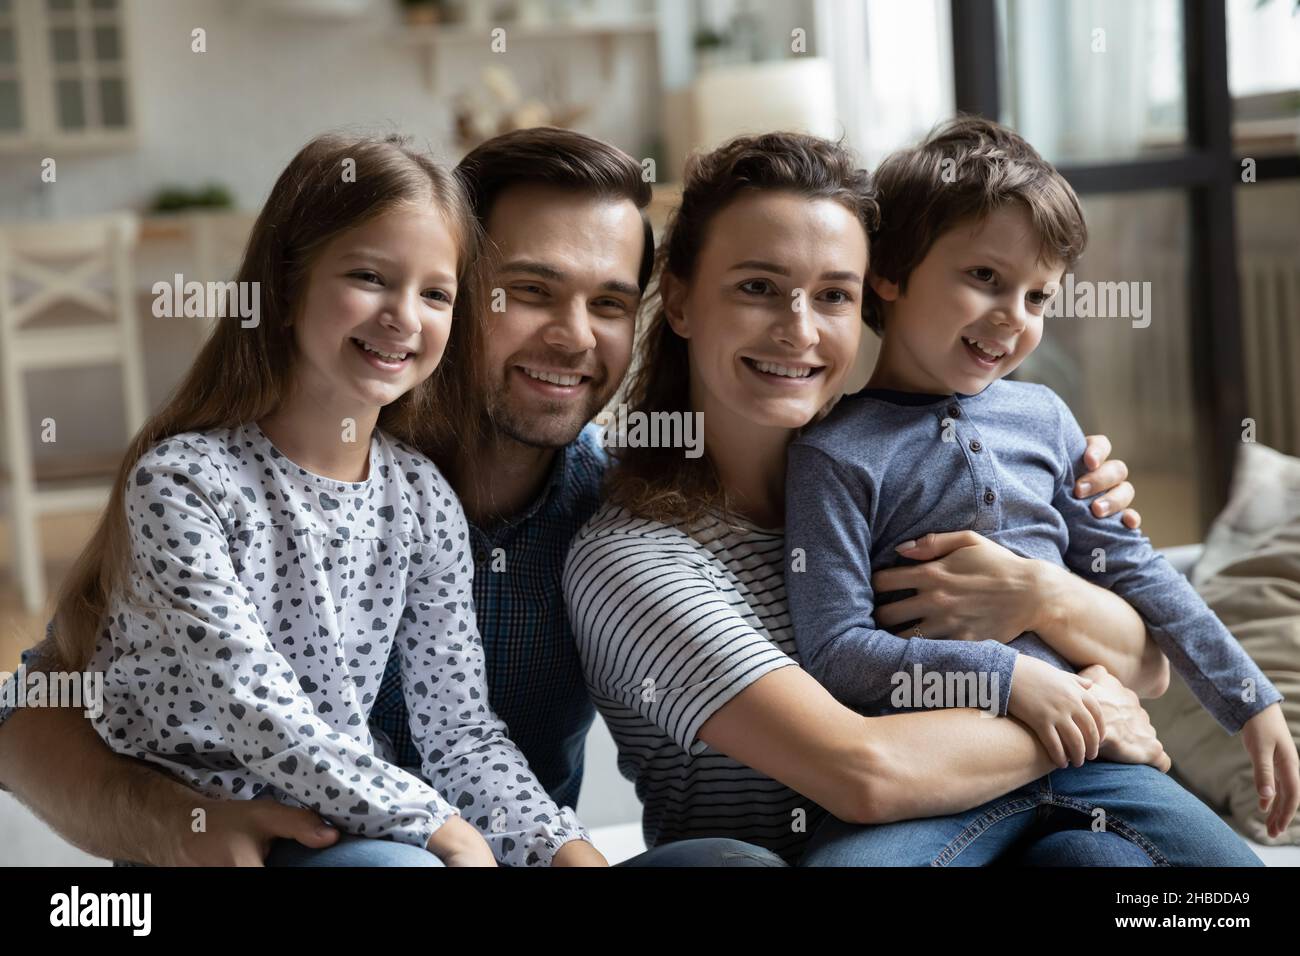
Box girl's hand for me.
[551,840,610,867]
[1078,433,1142,529]
[426,814,497,867]
[874,531,1042,644]
[1007,656,1105,768]
[1241,704,1300,839]
[1080,664,1172,771]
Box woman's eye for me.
[969,267,995,283]
[739,278,777,295]
[819,289,853,305]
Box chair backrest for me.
[0,212,141,334]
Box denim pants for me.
[799,760,1263,867]
[266,835,788,867]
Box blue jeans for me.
[800,761,1263,867]
[267,834,787,867]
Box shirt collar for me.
[473,443,571,538]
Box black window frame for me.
[952,0,1300,529]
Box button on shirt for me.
[371,425,607,809]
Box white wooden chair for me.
[0,212,146,613]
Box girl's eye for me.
[350,270,383,285]
[969,267,996,283]
[423,289,452,304]
[739,278,777,296]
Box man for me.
[0,127,1139,867]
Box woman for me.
[562,131,1237,866]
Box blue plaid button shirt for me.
[1,427,608,812]
[370,425,607,809]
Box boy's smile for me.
[869,203,1063,396]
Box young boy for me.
[785,116,1297,863]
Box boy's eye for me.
[738,278,778,295]
[351,270,382,284]
[1027,290,1050,306]
[969,267,996,283]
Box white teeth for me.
[355,339,408,361]
[522,367,583,386]
[752,360,814,378]
[963,337,1006,359]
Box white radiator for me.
[1240,252,1300,455]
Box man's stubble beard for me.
[483,371,613,450]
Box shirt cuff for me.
[496,804,591,867]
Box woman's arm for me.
[874,532,1170,697]
[699,663,1169,825]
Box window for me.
[0,0,136,152]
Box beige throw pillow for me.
[1146,442,1300,845]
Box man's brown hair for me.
[416,127,655,480]
[864,115,1087,335]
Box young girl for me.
[52,132,596,867]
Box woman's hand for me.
[1079,664,1171,771]
[873,531,1043,644]
[426,814,498,866]
[1078,433,1141,529]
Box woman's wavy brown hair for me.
[605,132,879,529]
[50,131,480,670]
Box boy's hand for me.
[426,814,498,867]
[1241,704,1300,839]
[1008,656,1104,768]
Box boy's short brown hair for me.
[864,115,1087,335]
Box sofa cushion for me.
[1146,441,1300,845]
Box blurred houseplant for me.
[149,184,234,214]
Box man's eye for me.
[513,284,546,297]
[593,298,629,314]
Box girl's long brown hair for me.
[50,131,481,670]
[605,131,879,529]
